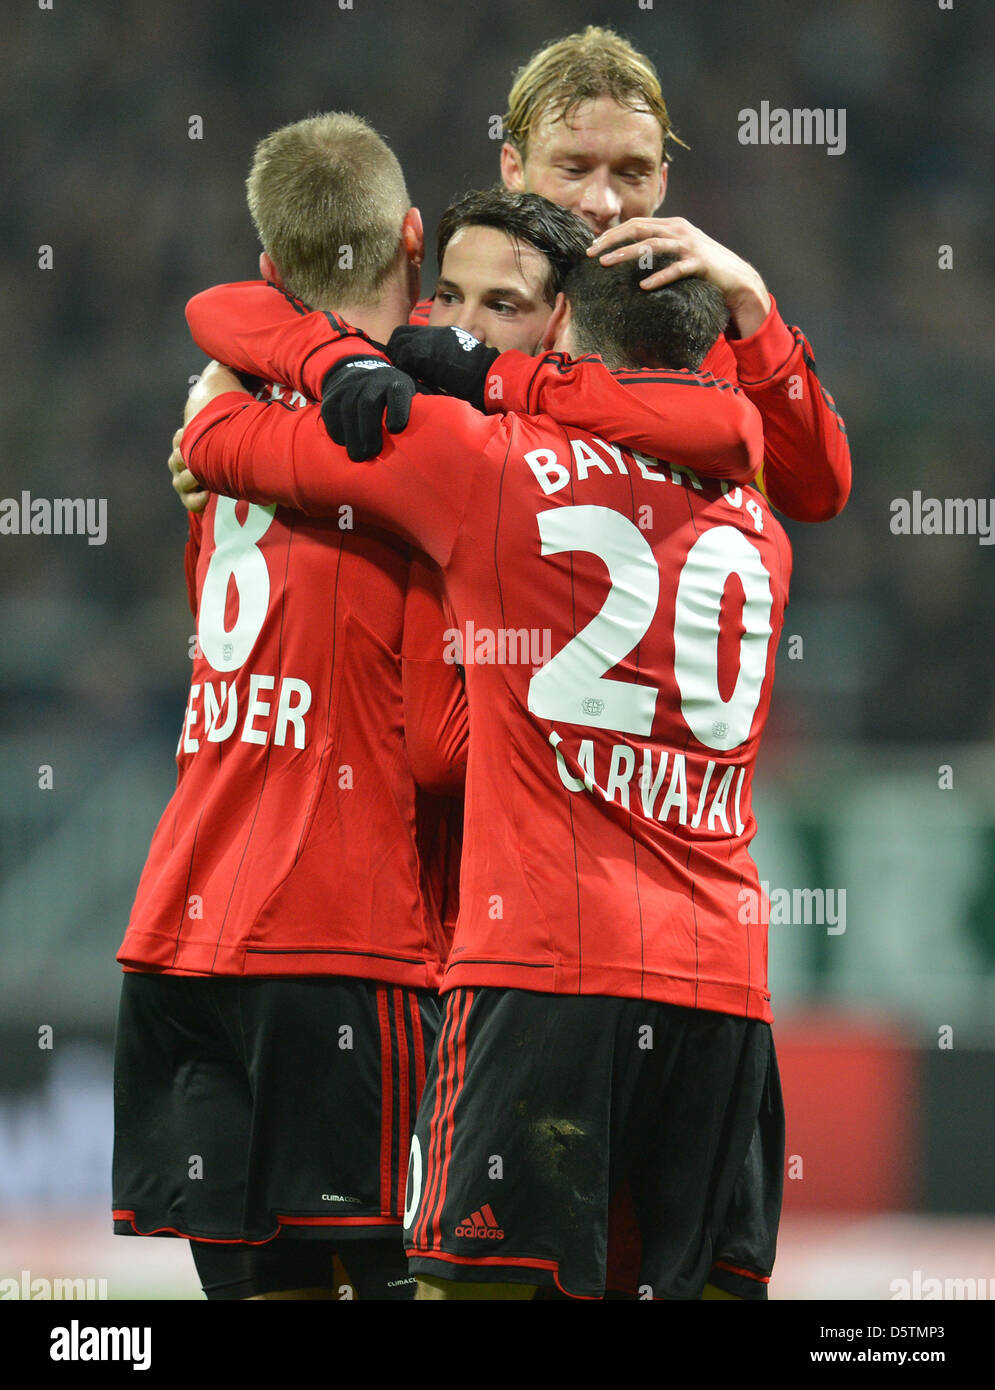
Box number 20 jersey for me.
[185,376,793,1020]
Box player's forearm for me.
[487,351,763,483]
[753,410,850,522]
[403,660,469,794]
[182,393,472,566]
[186,281,370,400]
[726,301,851,521]
[723,280,772,340]
[183,393,369,515]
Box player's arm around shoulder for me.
[386,324,761,485]
[185,279,374,401]
[484,348,763,485]
[180,361,497,569]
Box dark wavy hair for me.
[436,187,592,305]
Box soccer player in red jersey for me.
[112,113,462,1301]
[175,214,792,1299]
[411,25,850,526]
[424,194,572,354]
[168,192,611,992]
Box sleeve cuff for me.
[303,331,389,400]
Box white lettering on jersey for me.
[180,675,314,752]
[242,674,276,745]
[545,737,748,836]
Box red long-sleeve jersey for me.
[181,321,791,1022]
[184,281,764,486]
[120,364,464,982]
[413,291,850,521]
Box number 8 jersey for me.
[184,322,792,1023]
[118,381,454,987]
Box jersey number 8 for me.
[198,497,277,673]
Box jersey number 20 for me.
[527,506,774,753]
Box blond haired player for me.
[114,113,459,1302]
[414,25,850,524]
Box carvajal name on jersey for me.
[549,731,747,835]
[178,674,312,753]
[0,491,107,545]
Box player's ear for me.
[654,163,668,214]
[259,252,284,287]
[401,208,424,309]
[542,293,571,354]
[401,208,425,268]
[500,142,526,192]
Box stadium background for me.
[1,0,992,1300]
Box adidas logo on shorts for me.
[454,1203,504,1239]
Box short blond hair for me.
[246,112,409,307]
[503,26,686,164]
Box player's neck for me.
[317,275,414,348]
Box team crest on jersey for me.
[582,697,606,716]
[451,327,481,352]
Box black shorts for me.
[403,987,783,1300]
[188,1235,417,1301]
[113,973,439,1250]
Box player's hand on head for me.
[587,217,770,331]
[319,356,419,461]
[169,426,209,514]
[183,360,248,426]
[386,326,499,411]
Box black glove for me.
[387,326,499,411]
[319,355,418,461]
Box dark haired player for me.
[174,245,791,1301]
[425,188,592,352]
